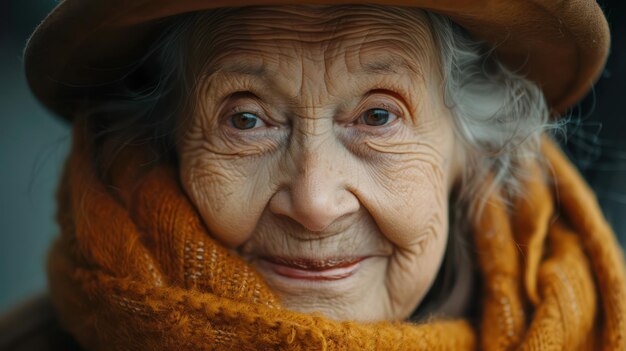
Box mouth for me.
[258,256,367,281]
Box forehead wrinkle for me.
[352,30,430,76]
[191,5,437,117]
[195,5,434,52]
[230,6,382,43]
[328,19,431,82]
[202,46,299,95]
[191,5,435,74]
[358,51,424,78]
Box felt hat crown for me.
[24,0,610,119]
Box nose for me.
[269,152,360,232]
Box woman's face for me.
[178,5,462,321]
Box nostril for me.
[269,187,360,233]
[268,189,292,217]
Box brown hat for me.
[24,0,609,119]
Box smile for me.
[259,256,367,281]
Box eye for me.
[229,112,266,130]
[359,108,397,126]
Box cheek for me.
[178,127,280,248]
[360,159,449,251]
[352,141,452,319]
[353,122,453,250]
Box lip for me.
[259,256,366,281]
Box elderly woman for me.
[21,0,626,350]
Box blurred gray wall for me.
[0,0,69,314]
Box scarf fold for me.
[48,123,626,350]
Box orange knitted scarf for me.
[48,124,626,350]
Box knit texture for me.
[47,123,626,350]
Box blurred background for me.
[0,1,70,315]
[0,0,624,316]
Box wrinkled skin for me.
[178,5,464,321]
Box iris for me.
[231,112,261,130]
[362,108,392,126]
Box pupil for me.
[233,113,257,130]
[365,109,389,126]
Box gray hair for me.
[416,12,563,319]
[86,7,562,319]
[427,13,562,215]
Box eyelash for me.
[222,93,405,131]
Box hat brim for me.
[24,0,609,119]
